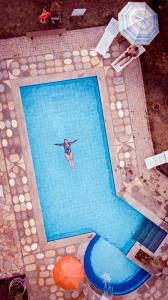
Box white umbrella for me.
[118,2,159,45]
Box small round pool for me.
[84,235,150,296]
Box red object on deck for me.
[38,11,51,21]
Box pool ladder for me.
[133,219,167,253]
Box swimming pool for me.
[84,235,150,295]
[20,76,150,293]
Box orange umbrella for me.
[53,256,85,290]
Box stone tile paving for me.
[0,27,168,299]
[0,128,24,279]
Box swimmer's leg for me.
[65,153,75,169]
[69,152,75,169]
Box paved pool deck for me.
[0,27,168,300]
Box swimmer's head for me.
[64,139,69,145]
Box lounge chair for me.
[111,45,146,72]
[105,17,119,35]
[95,18,119,56]
[145,150,168,169]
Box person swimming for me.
[54,139,78,169]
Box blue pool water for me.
[20,76,149,293]
[84,235,150,295]
[91,238,139,284]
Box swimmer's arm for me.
[54,143,64,146]
[69,139,79,145]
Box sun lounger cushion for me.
[111,45,146,72]
[95,32,116,56]
[105,17,119,36]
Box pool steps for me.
[133,219,167,253]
